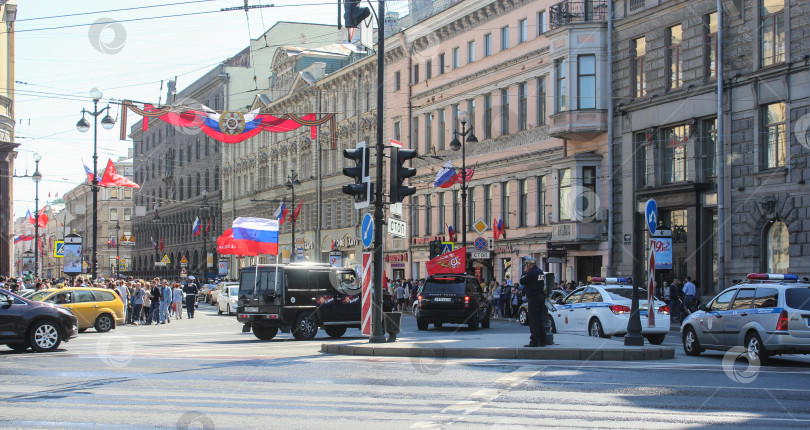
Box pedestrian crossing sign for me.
[440,242,454,255]
[53,241,65,258]
[161,254,171,264]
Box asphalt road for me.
[2,304,810,429]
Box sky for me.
[12,0,404,221]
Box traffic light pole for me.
[370,0,386,343]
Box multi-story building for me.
[611,0,809,297]
[12,215,32,277]
[0,0,17,277]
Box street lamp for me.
[77,87,116,280]
[449,113,478,250]
[32,153,42,278]
[114,221,121,279]
[285,161,302,262]
[200,189,210,281]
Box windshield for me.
[786,288,810,311]
[227,286,239,296]
[239,269,280,296]
[605,288,649,301]
[424,279,466,294]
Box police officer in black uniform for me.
[183,276,199,318]
[519,256,547,347]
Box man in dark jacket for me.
[519,257,547,347]
[183,276,199,318]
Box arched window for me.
[179,178,184,201]
[196,172,201,195]
[214,166,220,189]
[767,221,789,273]
[205,169,210,191]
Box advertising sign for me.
[63,243,83,274]
[330,250,342,267]
[218,260,228,276]
[650,237,673,270]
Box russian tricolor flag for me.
[192,217,201,236]
[232,217,279,255]
[433,161,456,188]
[274,201,288,225]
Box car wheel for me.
[325,326,347,338]
[588,318,607,338]
[7,342,29,352]
[481,313,491,329]
[95,314,114,333]
[434,323,443,328]
[745,332,769,365]
[28,320,62,352]
[682,326,702,356]
[549,316,557,334]
[518,308,528,326]
[468,313,480,331]
[416,317,429,331]
[217,304,223,315]
[292,312,318,340]
[646,333,666,345]
[253,325,278,340]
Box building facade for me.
[0,0,17,277]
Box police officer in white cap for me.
[519,256,547,347]
[183,276,199,318]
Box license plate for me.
[640,310,648,316]
[244,307,259,313]
[433,298,452,302]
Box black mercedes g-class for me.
[237,263,362,340]
[415,274,491,330]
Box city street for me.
[2,304,810,429]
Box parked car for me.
[415,274,491,330]
[681,273,810,364]
[27,287,125,333]
[0,289,78,352]
[211,282,238,305]
[546,278,670,345]
[198,283,216,305]
[217,285,240,315]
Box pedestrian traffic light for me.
[389,146,417,204]
[342,141,371,209]
[343,0,371,28]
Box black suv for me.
[0,289,78,352]
[416,274,491,330]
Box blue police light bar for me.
[589,277,629,284]
[747,273,798,281]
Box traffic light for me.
[429,240,440,259]
[390,146,417,204]
[343,0,371,28]
[342,141,371,209]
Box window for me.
[537,76,547,125]
[635,131,649,188]
[709,289,736,311]
[705,13,718,80]
[394,71,401,91]
[537,11,547,35]
[438,109,446,151]
[425,113,433,152]
[109,208,119,222]
[632,37,647,98]
[701,118,717,179]
[761,102,787,168]
[124,188,132,199]
[468,187,476,232]
[425,60,432,80]
[555,59,567,112]
[110,188,118,200]
[412,196,420,236]
[558,168,572,221]
[579,166,597,220]
[663,124,690,183]
[501,88,510,135]
[124,208,132,221]
[452,190,459,231]
[484,94,492,139]
[425,196,432,235]
[484,185,492,223]
[578,55,596,109]
[518,82,528,131]
[500,26,510,51]
[754,287,779,308]
[668,25,683,90]
[536,176,546,225]
[412,64,419,83]
[484,33,492,57]
[760,0,785,67]
[467,99,476,132]
[452,47,460,69]
[518,179,528,227]
[518,18,528,43]
[438,53,445,75]
[437,192,445,232]
[730,289,755,310]
[467,41,475,63]
[412,116,419,152]
[393,120,401,141]
[501,182,510,227]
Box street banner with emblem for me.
[426,247,466,276]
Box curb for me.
[321,343,675,361]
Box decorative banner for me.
[120,101,338,149]
[426,247,467,276]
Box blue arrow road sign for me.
[646,199,658,235]
[361,213,374,248]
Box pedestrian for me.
[519,256,547,347]
[150,282,162,324]
[491,282,501,317]
[131,283,144,326]
[395,282,408,312]
[511,285,520,320]
[172,283,183,319]
[115,281,130,325]
[500,282,511,319]
[669,279,681,322]
[183,276,199,318]
[682,276,696,312]
[161,281,172,324]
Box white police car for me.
[681,273,810,364]
[549,277,671,345]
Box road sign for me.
[440,242,454,254]
[53,241,64,258]
[390,202,403,217]
[471,251,490,259]
[161,254,171,264]
[645,199,658,235]
[474,237,487,250]
[297,248,304,259]
[387,218,407,238]
[487,237,494,251]
[361,213,374,247]
[473,218,488,235]
[180,255,188,267]
[180,268,187,279]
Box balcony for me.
[549,222,602,244]
[549,109,608,141]
[549,0,608,30]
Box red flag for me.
[426,247,467,276]
[493,218,501,240]
[159,237,164,252]
[205,217,212,233]
[30,207,48,228]
[48,192,51,198]
[100,158,141,188]
[216,228,257,256]
[293,198,304,222]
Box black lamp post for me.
[200,190,210,281]
[77,87,115,280]
[285,162,302,262]
[449,114,478,250]
[32,153,42,278]
[114,221,121,279]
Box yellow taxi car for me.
[28,287,125,333]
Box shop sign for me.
[295,238,314,250]
[331,237,360,248]
[494,245,517,254]
[385,253,408,263]
[411,236,445,245]
[391,263,405,269]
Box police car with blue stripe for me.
[681,273,810,364]
[549,277,671,345]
